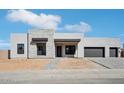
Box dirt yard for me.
[56,58,105,69]
[0,58,105,71]
[0,58,50,71]
[0,50,10,59]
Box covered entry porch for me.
[54,39,80,58]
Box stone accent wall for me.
[28,29,55,58]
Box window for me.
[17,44,24,54]
[65,45,76,55]
[37,43,46,55]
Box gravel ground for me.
[89,58,124,69]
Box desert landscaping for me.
[0,50,106,71]
[56,58,105,69]
[1,50,124,84]
[0,50,124,72]
[0,58,50,71]
[0,58,106,72]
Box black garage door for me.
[110,48,118,57]
[84,47,105,57]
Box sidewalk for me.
[0,69,124,84]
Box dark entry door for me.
[57,46,62,57]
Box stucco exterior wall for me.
[54,33,84,58]
[78,37,84,58]
[55,42,78,57]
[10,30,121,59]
[84,38,121,57]
[11,33,27,58]
[28,29,55,58]
[84,38,121,47]
[54,33,83,39]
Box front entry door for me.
[57,46,62,57]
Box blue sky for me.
[0,9,124,49]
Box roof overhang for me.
[54,39,80,42]
[31,38,48,43]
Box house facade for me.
[10,29,121,59]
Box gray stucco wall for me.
[11,33,27,58]
[28,29,55,58]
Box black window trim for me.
[65,45,76,55]
[109,47,118,57]
[17,43,24,54]
[37,43,46,56]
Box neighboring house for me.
[10,29,121,59]
[121,48,124,57]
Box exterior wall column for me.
[118,48,121,58]
[77,37,84,58]
[105,46,110,58]
[62,44,65,57]
[74,44,78,58]
[53,43,55,58]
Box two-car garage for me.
[84,47,105,57]
[84,47,118,57]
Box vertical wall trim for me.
[27,33,29,59]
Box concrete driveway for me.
[89,58,124,69]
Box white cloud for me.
[120,34,124,36]
[7,10,91,33]
[0,40,10,49]
[7,9,61,30]
[59,22,91,33]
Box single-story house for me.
[10,29,121,59]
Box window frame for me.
[17,43,24,54]
[109,47,118,57]
[37,43,46,56]
[65,45,76,55]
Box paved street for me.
[0,69,124,84]
[89,58,124,69]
